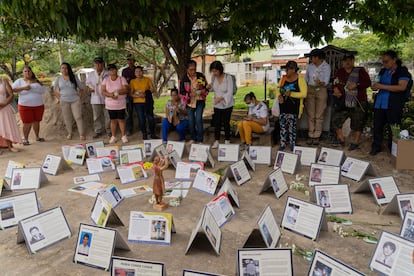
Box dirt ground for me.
[1,93,413,276]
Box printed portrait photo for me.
[275,152,285,168]
[151,220,166,240]
[28,225,45,245]
[402,218,414,242]
[372,183,385,199]
[242,258,259,276]
[286,203,300,225]
[375,241,397,268]
[319,151,328,163]
[399,200,412,217]
[77,231,92,256]
[317,190,330,208]
[310,168,322,183]
[312,260,332,276]
[0,202,15,221]
[260,222,273,247]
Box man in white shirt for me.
[86,57,110,138]
[305,49,331,145]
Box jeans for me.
[161,118,188,142]
[125,95,134,134]
[213,106,233,141]
[187,100,205,142]
[134,103,155,137]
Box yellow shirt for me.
[130,77,153,103]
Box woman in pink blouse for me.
[102,64,129,144]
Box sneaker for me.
[92,133,102,139]
[121,136,128,143]
[109,136,117,144]
[212,140,219,149]
[225,140,230,144]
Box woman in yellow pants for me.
[237,92,269,149]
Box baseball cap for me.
[93,57,104,63]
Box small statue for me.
[152,156,169,210]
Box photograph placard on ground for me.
[382,193,414,219]
[192,170,220,196]
[119,148,144,165]
[217,178,240,208]
[317,147,345,166]
[229,160,251,186]
[189,144,210,163]
[73,174,101,185]
[244,205,281,248]
[166,141,185,158]
[128,211,175,246]
[96,146,120,164]
[151,144,169,161]
[0,192,39,229]
[308,163,340,187]
[273,151,299,175]
[17,207,71,254]
[281,197,327,241]
[73,223,130,271]
[248,146,272,165]
[260,168,288,199]
[85,141,105,158]
[42,154,72,176]
[86,156,116,174]
[117,163,148,184]
[122,144,144,151]
[143,139,163,157]
[10,167,48,190]
[165,180,192,190]
[400,211,414,242]
[168,150,182,169]
[185,207,222,256]
[4,160,25,180]
[241,151,255,171]
[217,143,239,162]
[293,146,317,166]
[369,231,414,275]
[119,185,153,199]
[68,182,107,197]
[111,257,165,276]
[175,162,204,180]
[62,143,85,163]
[341,157,376,182]
[237,248,293,276]
[308,250,365,276]
[206,192,235,227]
[183,270,223,276]
[368,177,400,206]
[90,195,123,227]
[311,184,353,214]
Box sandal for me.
[9,147,19,153]
[36,137,45,142]
[22,140,30,146]
[80,135,86,141]
[66,134,72,140]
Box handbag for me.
[3,79,18,113]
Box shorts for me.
[332,102,367,131]
[18,105,44,124]
[108,109,126,120]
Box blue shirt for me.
[375,68,410,109]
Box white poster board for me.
[368,176,400,206]
[0,192,39,229]
[42,154,71,176]
[175,162,204,180]
[248,146,272,165]
[308,163,341,187]
[260,168,288,199]
[400,211,414,242]
[308,250,365,276]
[217,144,239,162]
[86,141,105,158]
[166,141,185,158]
[237,248,293,276]
[229,160,251,186]
[73,174,101,185]
[382,193,414,219]
[273,151,299,175]
[206,192,235,227]
[341,157,376,182]
[317,147,345,166]
[117,163,148,184]
[293,146,317,166]
[143,139,163,157]
[10,167,48,190]
[217,178,240,208]
[189,144,210,162]
[311,184,353,214]
[192,170,220,196]
[86,157,116,174]
[119,148,144,165]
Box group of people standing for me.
[0,50,410,156]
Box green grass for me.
[153,85,274,114]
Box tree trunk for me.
[201,42,206,75]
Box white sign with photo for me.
[68,182,107,198]
[119,149,144,165]
[273,151,299,175]
[230,160,251,186]
[143,139,163,157]
[192,170,220,196]
[281,197,327,241]
[111,257,165,276]
[117,163,148,185]
[206,192,235,227]
[217,144,239,162]
[308,163,341,187]
[248,146,272,165]
[341,157,376,182]
[165,141,185,158]
[293,146,317,166]
[237,248,293,276]
[96,146,120,164]
[368,176,400,206]
[86,157,116,175]
[189,144,210,162]
[400,211,414,242]
[98,185,124,209]
[0,192,39,229]
[175,162,204,180]
[260,168,288,199]
[18,207,71,254]
[67,147,86,166]
[10,167,48,190]
[73,174,101,185]
[382,193,414,219]
[41,154,71,176]
[256,205,281,248]
[369,231,414,275]
[308,250,364,276]
[311,184,353,214]
[217,178,240,208]
[85,141,105,158]
[317,147,345,166]
[4,160,25,180]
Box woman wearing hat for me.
[304,49,331,145]
[102,64,129,144]
[276,61,307,151]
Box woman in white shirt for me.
[209,61,235,148]
[12,66,46,145]
[237,92,269,149]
